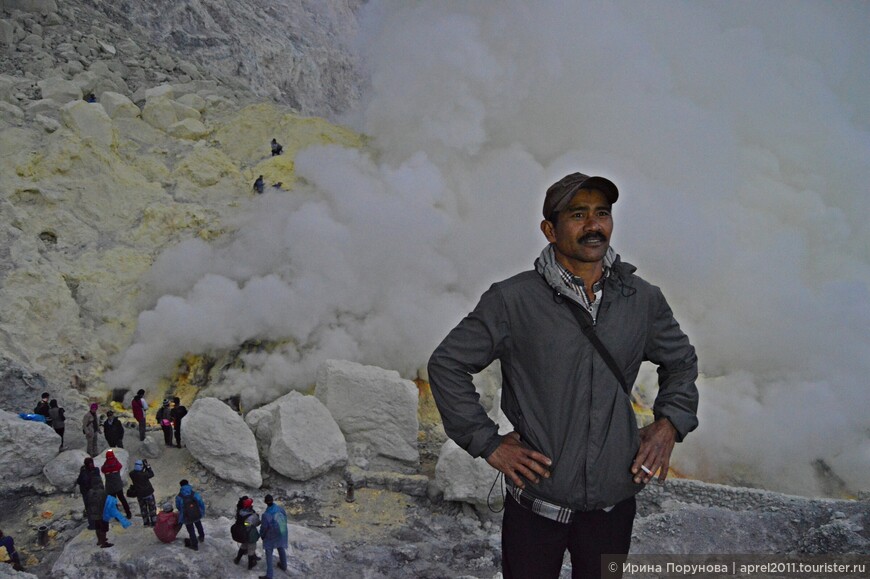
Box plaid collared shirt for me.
[555,261,608,323]
[507,485,576,523]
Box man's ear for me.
[541,219,556,243]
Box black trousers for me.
[502,492,636,579]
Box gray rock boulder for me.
[99,91,139,119]
[266,391,347,481]
[315,359,419,464]
[433,387,513,505]
[37,76,82,103]
[184,397,262,488]
[43,448,89,491]
[60,100,114,148]
[0,408,60,490]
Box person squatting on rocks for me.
[131,389,148,442]
[170,397,188,448]
[0,528,25,571]
[232,497,259,567]
[259,494,289,579]
[156,399,174,446]
[103,410,124,448]
[129,459,157,527]
[48,399,66,449]
[270,138,283,156]
[428,172,700,579]
[176,479,206,550]
[254,175,265,194]
[232,496,261,569]
[101,450,133,520]
[154,502,181,544]
[76,457,102,530]
[34,392,51,426]
[82,403,101,457]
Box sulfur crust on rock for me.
[1,93,365,392]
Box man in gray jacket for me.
[428,172,699,578]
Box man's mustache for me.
[579,232,607,243]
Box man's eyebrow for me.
[563,202,612,212]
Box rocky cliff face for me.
[0,0,364,392]
[86,0,363,119]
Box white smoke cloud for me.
[109,1,869,496]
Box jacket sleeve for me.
[196,493,206,518]
[175,495,184,523]
[103,495,132,528]
[643,287,699,441]
[427,284,508,459]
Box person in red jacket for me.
[101,450,133,519]
[154,503,181,543]
[131,389,148,442]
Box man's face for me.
[541,188,613,269]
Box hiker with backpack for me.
[231,496,261,570]
[175,480,206,550]
[259,494,289,579]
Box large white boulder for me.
[141,96,178,131]
[184,397,262,488]
[434,388,514,505]
[168,118,209,140]
[315,359,419,463]
[435,440,501,506]
[43,448,90,491]
[266,391,347,481]
[0,409,60,491]
[100,91,140,119]
[37,76,82,103]
[60,100,115,148]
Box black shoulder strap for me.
[563,298,629,394]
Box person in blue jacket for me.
[258,494,289,579]
[0,529,24,571]
[175,480,206,550]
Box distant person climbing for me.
[254,175,265,194]
[129,459,157,527]
[82,403,101,457]
[0,529,24,572]
[103,410,125,448]
[102,449,133,520]
[156,399,174,447]
[270,138,283,156]
[131,389,148,442]
[48,399,66,449]
[154,502,180,544]
[34,392,51,426]
[259,494,289,579]
[176,479,206,550]
[170,397,188,448]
